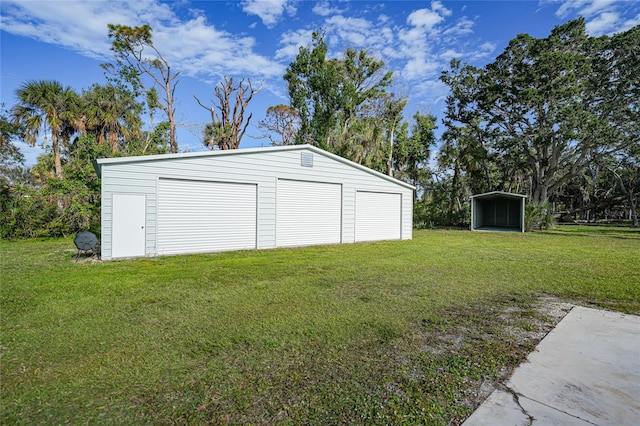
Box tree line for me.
[1,19,638,239]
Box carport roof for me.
[470,191,527,200]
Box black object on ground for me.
[74,231,99,260]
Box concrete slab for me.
[463,306,640,426]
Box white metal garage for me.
[355,191,402,242]
[276,179,342,247]
[94,144,415,260]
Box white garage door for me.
[355,191,402,242]
[276,179,342,247]
[157,179,257,255]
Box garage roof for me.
[93,144,415,190]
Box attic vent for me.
[301,152,313,167]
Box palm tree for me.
[82,83,142,152]
[12,80,80,177]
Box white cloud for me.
[403,56,442,80]
[621,13,640,31]
[157,15,285,79]
[439,48,463,62]
[585,11,620,34]
[271,0,485,98]
[469,41,497,61]
[443,17,475,37]
[406,1,451,30]
[312,1,344,17]
[407,7,447,32]
[554,0,616,18]
[241,0,296,27]
[0,0,150,59]
[0,0,284,80]
[397,1,458,80]
[325,15,374,47]
[275,28,314,60]
[544,0,636,35]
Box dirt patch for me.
[71,253,101,263]
[462,295,573,422]
[462,296,573,411]
[404,294,574,424]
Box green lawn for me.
[2,228,639,425]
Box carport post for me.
[470,196,475,231]
[521,196,526,232]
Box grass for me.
[1,227,639,424]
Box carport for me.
[470,191,526,232]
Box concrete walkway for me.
[463,306,640,426]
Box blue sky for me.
[2,0,639,164]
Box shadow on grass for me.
[541,224,640,239]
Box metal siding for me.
[355,191,402,242]
[521,198,526,232]
[402,193,413,240]
[494,199,509,226]
[256,180,276,249]
[508,199,520,227]
[473,198,482,229]
[342,185,356,243]
[276,179,342,247]
[157,179,257,255]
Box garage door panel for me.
[158,179,257,255]
[355,191,401,242]
[276,180,342,247]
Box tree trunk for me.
[169,120,177,153]
[52,134,63,178]
[483,164,492,191]
[387,124,395,177]
[167,84,178,153]
[610,168,639,227]
[531,179,549,208]
[631,197,639,227]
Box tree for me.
[382,95,408,176]
[1,105,24,167]
[332,117,386,171]
[284,31,394,153]
[0,105,30,187]
[484,19,593,207]
[284,32,336,147]
[105,24,180,153]
[357,93,408,176]
[256,104,300,146]
[394,112,436,188]
[440,59,503,195]
[586,25,640,168]
[440,19,639,208]
[81,83,143,152]
[129,121,171,156]
[195,76,262,150]
[11,80,80,178]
